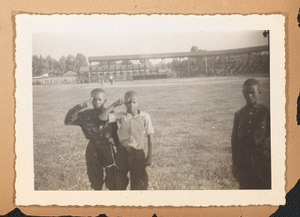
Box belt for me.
[89,140,109,145]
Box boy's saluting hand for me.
[113,99,123,107]
[79,97,94,108]
[99,98,121,121]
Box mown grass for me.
[33,75,270,190]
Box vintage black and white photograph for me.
[15,15,285,206]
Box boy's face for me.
[91,91,106,110]
[124,95,138,115]
[242,84,260,105]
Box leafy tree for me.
[59,56,67,75]
[45,55,56,72]
[140,59,152,67]
[66,55,76,72]
[32,53,88,77]
[32,55,40,77]
[37,55,47,76]
[121,60,133,65]
[191,46,198,52]
[263,30,269,38]
[52,61,61,76]
[75,53,88,74]
[190,46,204,76]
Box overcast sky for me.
[32,15,268,61]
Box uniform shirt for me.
[109,110,154,150]
[65,104,113,143]
[231,103,270,181]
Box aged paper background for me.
[1,0,300,216]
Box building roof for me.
[32,73,49,79]
[63,71,77,76]
[88,46,269,63]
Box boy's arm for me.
[146,134,153,166]
[64,99,90,125]
[64,104,86,125]
[99,99,123,121]
[262,111,271,158]
[144,113,154,166]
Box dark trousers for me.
[237,158,271,189]
[85,141,116,190]
[114,146,148,190]
[238,175,271,189]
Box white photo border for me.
[15,14,286,206]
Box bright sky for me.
[32,15,269,61]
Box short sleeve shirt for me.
[109,110,154,150]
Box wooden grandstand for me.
[78,45,269,83]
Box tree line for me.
[32,53,88,77]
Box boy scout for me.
[64,88,117,190]
[99,91,154,190]
[231,78,271,189]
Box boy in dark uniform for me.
[231,78,271,189]
[99,91,154,190]
[64,88,117,190]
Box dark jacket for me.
[64,104,113,143]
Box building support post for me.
[187,57,190,77]
[126,60,129,81]
[162,58,165,78]
[204,57,208,76]
[108,61,110,75]
[89,62,91,83]
[96,65,99,82]
[197,56,201,76]
[144,59,146,80]
[224,55,227,75]
[228,55,231,73]
[138,63,140,76]
[179,57,182,77]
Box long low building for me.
[81,45,269,82]
[32,75,77,85]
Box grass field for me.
[33,75,270,190]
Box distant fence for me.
[33,76,77,85]
[133,74,168,80]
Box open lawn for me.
[33,75,270,190]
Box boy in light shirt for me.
[99,91,154,190]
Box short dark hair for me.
[91,88,105,96]
[243,78,260,88]
[124,91,138,102]
[124,91,138,98]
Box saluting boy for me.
[231,78,271,189]
[64,88,117,190]
[99,91,154,190]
